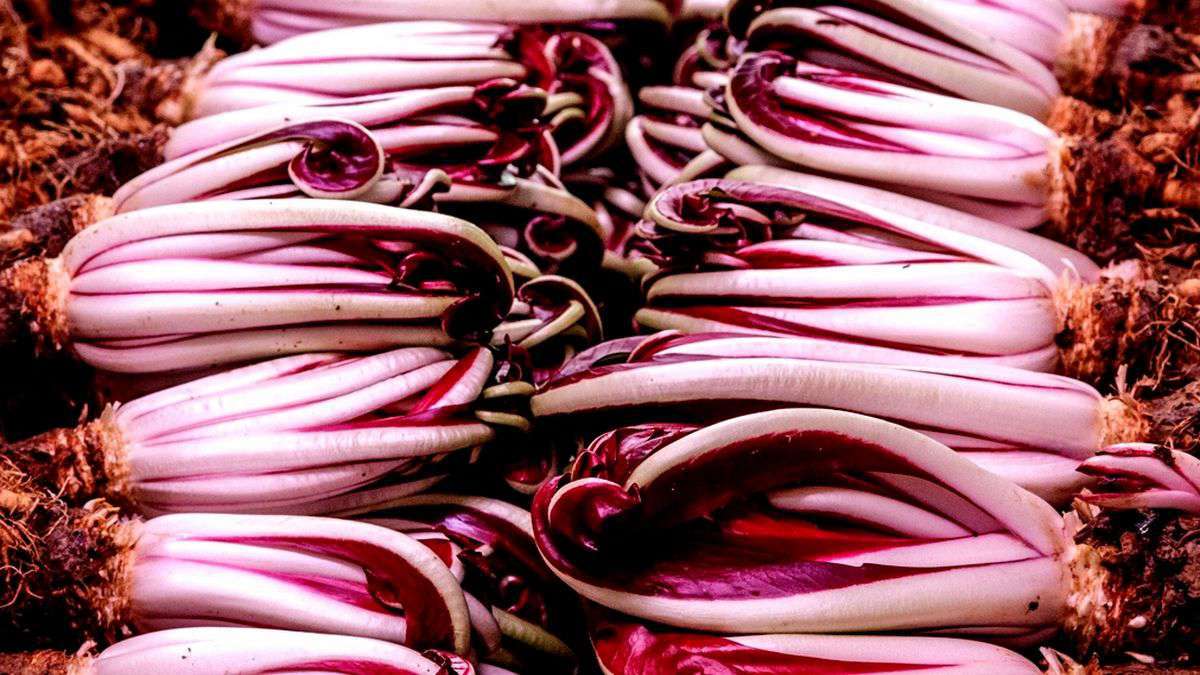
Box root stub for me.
[1068,510,1200,664]
[1056,262,1200,396]
[1057,15,1200,107]
[1045,97,1200,262]
[4,412,130,505]
[0,257,71,354]
[0,650,92,674]
[0,491,135,651]
[1,195,114,268]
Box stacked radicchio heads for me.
[530,404,1196,664]
[183,21,634,168]
[4,346,530,514]
[346,493,582,670]
[0,200,514,372]
[4,0,1200,671]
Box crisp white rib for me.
[533,360,1100,476]
[79,231,324,273]
[552,554,1066,634]
[74,325,455,374]
[133,459,407,507]
[123,348,448,440]
[137,513,471,652]
[68,291,460,338]
[115,142,308,212]
[727,633,1041,673]
[115,352,339,424]
[748,6,1055,116]
[822,532,1042,568]
[94,627,441,675]
[640,297,1056,356]
[145,361,455,442]
[645,263,1049,300]
[133,558,409,641]
[166,87,477,157]
[767,486,973,538]
[129,423,493,480]
[72,258,390,294]
[725,165,1097,280]
[63,201,509,285]
[136,537,367,582]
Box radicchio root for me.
[3,410,128,506]
[0,257,70,353]
[1046,96,1200,262]
[0,650,91,674]
[0,486,135,650]
[1056,260,1200,397]
[1066,507,1200,662]
[2,195,114,268]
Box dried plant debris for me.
[1067,507,1200,666]
[1,0,214,217]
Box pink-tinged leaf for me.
[1078,444,1200,513]
[627,175,1096,371]
[113,346,515,514]
[61,200,513,373]
[531,408,1067,636]
[94,627,447,675]
[134,513,472,653]
[725,52,1052,210]
[725,0,1059,116]
[532,332,1104,501]
[589,612,1042,674]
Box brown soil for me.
[189,0,253,48]
[1132,0,1200,34]
[1,0,215,218]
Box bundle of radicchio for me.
[711,51,1200,233]
[531,331,1162,502]
[115,86,610,279]
[1,503,474,654]
[4,346,531,515]
[195,0,674,91]
[345,493,582,671]
[184,22,633,167]
[724,0,1200,113]
[0,199,513,373]
[531,406,1196,659]
[120,82,553,209]
[631,168,1200,393]
[10,627,471,675]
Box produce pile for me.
[1,0,1199,672]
